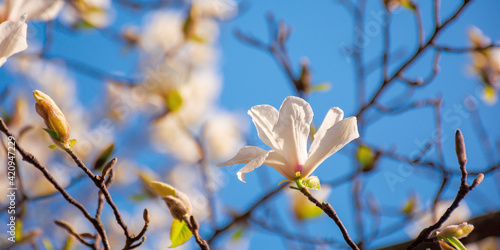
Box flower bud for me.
[33,90,71,148]
[436,222,474,240]
[149,181,192,220]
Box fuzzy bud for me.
[436,222,474,240]
[149,181,193,220]
[33,90,71,148]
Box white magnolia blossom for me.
[140,11,219,66]
[152,115,202,163]
[191,0,238,20]
[218,96,359,182]
[203,112,245,161]
[0,15,27,67]
[140,11,184,53]
[60,0,111,28]
[0,0,63,66]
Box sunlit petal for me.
[309,107,343,156]
[248,104,281,151]
[236,150,270,183]
[264,151,293,179]
[6,0,64,21]
[217,146,268,166]
[273,96,313,170]
[0,17,28,67]
[303,116,359,176]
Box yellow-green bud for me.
[149,181,193,220]
[436,222,474,240]
[33,90,71,148]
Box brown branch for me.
[298,187,360,250]
[406,130,484,250]
[0,118,111,250]
[63,149,147,249]
[352,178,364,248]
[234,14,308,97]
[431,97,447,221]
[414,3,424,46]
[207,184,287,244]
[54,220,94,248]
[186,216,210,250]
[377,211,500,250]
[433,43,500,52]
[356,0,473,119]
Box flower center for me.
[294,164,303,175]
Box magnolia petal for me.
[303,116,359,177]
[273,96,313,169]
[0,18,28,67]
[217,146,268,166]
[264,151,293,179]
[6,0,64,21]
[309,107,344,157]
[236,151,270,182]
[248,104,281,151]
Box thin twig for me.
[406,130,484,249]
[356,0,473,118]
[0,118,111,250]
[186,216,210,250]
[207,184,287,244]
[433,43,499,52]
[298,186,360,250]
[54,220,94,248]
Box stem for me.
[0,119,111,250]
[186,216,210,250]
[296,183,360,250]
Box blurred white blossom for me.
[468,26,500,104]
[203,112,246,161]
[60,0,111,28]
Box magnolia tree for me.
[0,0,499,249]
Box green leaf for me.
[444,237,467,250]
[402,196,416,215]
[130,194,147,201]
[302,176,321,190]
[182,16,193,37]
[49,144,57,149]
[188,35,207,43]
[310,82,331,92]
[63,236,74,250]
[401,0,416,12]
[14,219,22,241]
[43,238,55,250]
[231,229,244,241]
[165,90,183,113]
[169,219,192,248]
[93,144,115,170]
[69,139,77,148]
[357,145,375,171]
[73,20,95,29]
[1,109,11,124]
[482,85,497,104]
[43,128,60,141]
